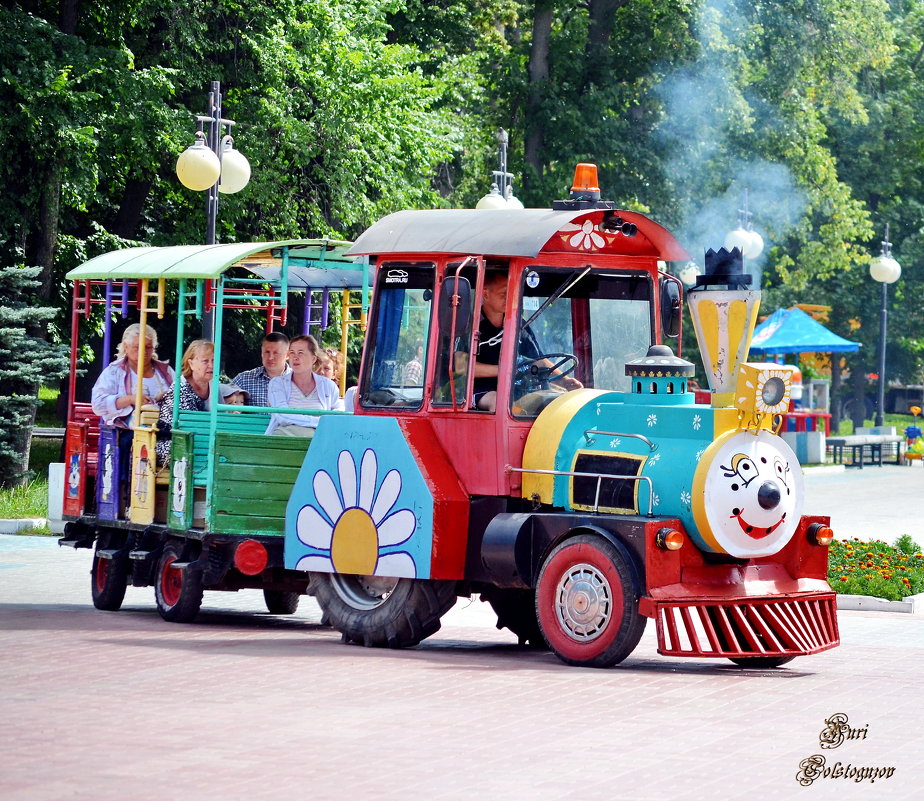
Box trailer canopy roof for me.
[66,239,359,282]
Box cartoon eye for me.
[721,453,759,488]
[774,456,791,490]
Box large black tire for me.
[482,588,548,648]
[263,589,300,615]
[154,540,203,623]
[728,656,795,669]
[536,533,646,668]
[91,536,128,611]
[313,573,457,648]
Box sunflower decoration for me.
[735,363,794,419]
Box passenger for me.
[230,331,290,406]
[91,323,175,496]
[265,335,343,437]
[316,349,335,380]
[402,343,424,387]
[91,323,174,426]
[219,384,248,406]
[473,271,582,413]
[325,348,345,386]
[156,340,215,465]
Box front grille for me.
[654,594,839,658]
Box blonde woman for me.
[156,340,214,464]
[266,335,342,436]
[91,323,174,427]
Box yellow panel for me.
[699,300,719,372]
[521,389,604,503]
[129,428,157,525]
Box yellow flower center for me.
[330,507,379,575]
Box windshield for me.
[513,267,652,416]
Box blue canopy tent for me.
[749,307,860,356]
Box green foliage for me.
[0,479,48,521]
[0,266,69,487]
[828,537,924,600]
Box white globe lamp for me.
[176,133,221,191]
[218,137,251,194]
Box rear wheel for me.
[536,534,646,668]
[482,588,547,648]
[263,589,300,615]
[728,656,795,669]
[91,535,128,611]
[313,573,456,648]
[154,540,203,623]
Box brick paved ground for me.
[1,531,921,801]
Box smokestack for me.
[687,247,761,407]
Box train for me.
[59,164,839,668]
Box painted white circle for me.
[526,270,540,289]
[698,429,803,558]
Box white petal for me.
[376,508,416,547]
[374,551,417,579]
[371,468,402,524]
[295,554,334,573]
[359,449,377,511]
[296,504,334,549]
[313,469,343,523]
[568,232,585,248]
[338,450,357,510]
[590,232,605,248]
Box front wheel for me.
[313,572,457,648]
[263,589,300,615]
[728,656,795,669]
[154,540,203,623]
[91,536,128,611]
[536,534,646,668]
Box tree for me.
[0,266,69,487]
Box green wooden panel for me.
[217,444,308,468]
[211,513,286,536]
[216,494,287,516]
[214,463,302,484]
[213,481,293,502]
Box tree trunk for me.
[850,360,868,432]
[584,0,626,88]
[830,357,842,433]
[112,177,154,239]
[524,2,554,183]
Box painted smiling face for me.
[693,429,803,558]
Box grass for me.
[836,412,919,436]
[35,384,62,428]
[828,535,924,601]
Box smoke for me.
[654,0,807,288]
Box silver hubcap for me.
[555,563,612,642]
[331,574,400,610]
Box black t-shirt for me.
[473,312,541,396]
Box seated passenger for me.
[325,348,345,387]
[91,323,174,426]
[231,331,290,406]
[265,335,343,437]
[91,323,175,495]
[156,340,214,465]
[473,271,582,413]
[316,350,335,380]
[219,384,248,406]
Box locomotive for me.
[60,165,839,669]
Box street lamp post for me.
[175,80,251,335]
[723,189,764,261]
[476,129,524,209]
[869,224,902,427]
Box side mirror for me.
[437,275,472,336]
[661,277,682,339]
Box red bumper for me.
[640,592,839,659]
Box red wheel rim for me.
[94,557,109,593]
[537,542,626,662]
[160,556,182,607]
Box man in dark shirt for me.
[473,271,581,412]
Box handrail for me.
[507,465,655,517]
[583,430,658,450]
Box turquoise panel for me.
[553,393,714,534]
[284,416,433,579]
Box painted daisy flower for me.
[610,437,622,448]
[295,449,416,578]
[647,452,661,466]
[564,220,606,251]
[646,413,658,427]
[680,490,692,506]
[692,414,702,431]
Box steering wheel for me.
[514,352,579,394]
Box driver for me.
[473,271,582,412]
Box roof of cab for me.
[345,208,690,261]
[65,239,358,282]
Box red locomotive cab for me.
[347,164,689,503]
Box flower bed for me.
[828,535,924,601]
